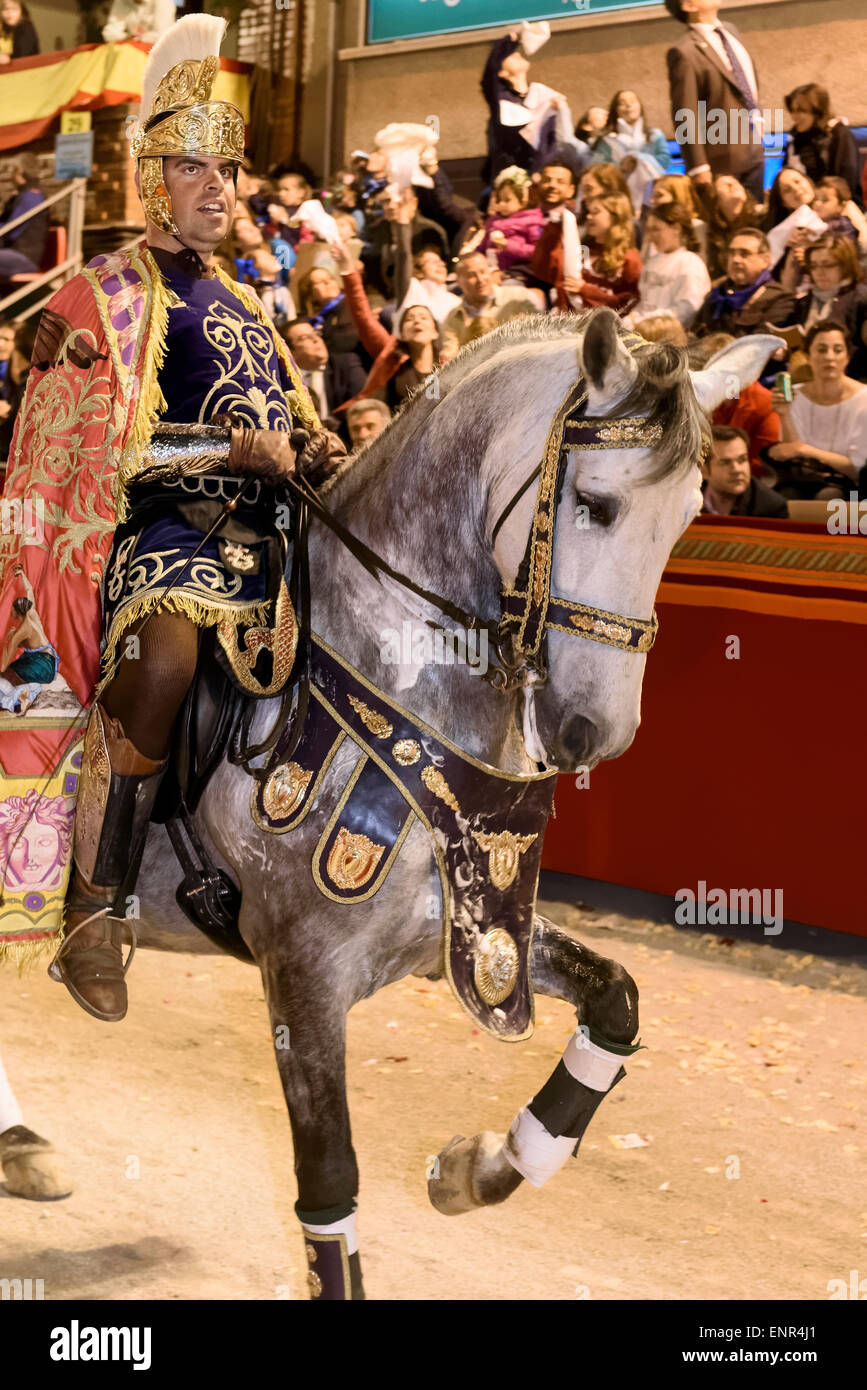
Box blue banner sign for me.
[368,0,658,45]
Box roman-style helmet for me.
[128,13,245,237]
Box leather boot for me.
[49,703,166,1022]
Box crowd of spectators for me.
[220,40,865,509]
[1,13,866,507]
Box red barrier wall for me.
[542,518,867,937]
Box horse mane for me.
[323,310,705,506]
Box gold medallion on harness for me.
[347,694,393,738]
[472,829,538,891]
[473,928,520,1006]
[392,738,421,766]
[263,761,313,819]
[326,826,386,890]
[308,1270,323,1298]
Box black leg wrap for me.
[528,1061,627,1148]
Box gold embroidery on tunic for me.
[197,299,294,430]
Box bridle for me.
[284,373,660,693]
[231,370,666,778]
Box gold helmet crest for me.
[129,14,244,236]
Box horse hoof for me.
[427,1131,507,1216]
[0,1126,73,1201]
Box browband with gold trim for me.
[498,378,662,667]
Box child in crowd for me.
[811,178,864,248]
[561,191,641,315]
[574,107,609,152]
[267,170,316,251]
[578,161,629,211]
[591,91,671,212]
[629,201,710,329]
[475,166,545,273]
[249,246,294,330]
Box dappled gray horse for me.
[132,309,780,1299]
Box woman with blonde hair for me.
[561,191,641,315]
[578,161,629,211]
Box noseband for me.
[283,373,661,706]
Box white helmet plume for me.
[139,13,228,125]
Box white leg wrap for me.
[0,1048,24,1134]
[502,1105,577,1188]
[562,1029,626,1092]
[300,1209,358,1255]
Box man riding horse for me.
[0,14,344,1018]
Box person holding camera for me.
[766,321,867,496]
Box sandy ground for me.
[1,891,865,1303]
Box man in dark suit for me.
[665,0,765,204]
[284,320,367,447]
[702,426,788,517]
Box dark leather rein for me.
[230,379,661,777]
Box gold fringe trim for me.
[94,590,272,699]
[117,252,180,520]
[0,934,61,972]
[214,266,321,432]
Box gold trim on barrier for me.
[473,928,520,1006]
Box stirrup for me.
[47,910,137,1022]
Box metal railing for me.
[0,178,86,320]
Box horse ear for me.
[689,334,786,414]
[578,308,638,409]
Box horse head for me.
[472,308,784,772]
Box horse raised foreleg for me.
[428,914,640,1215]
[259,959,365,1301]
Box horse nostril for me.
[558,714,601,767]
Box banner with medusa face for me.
[0,739,81,965]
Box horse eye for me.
[575,491,615,527]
